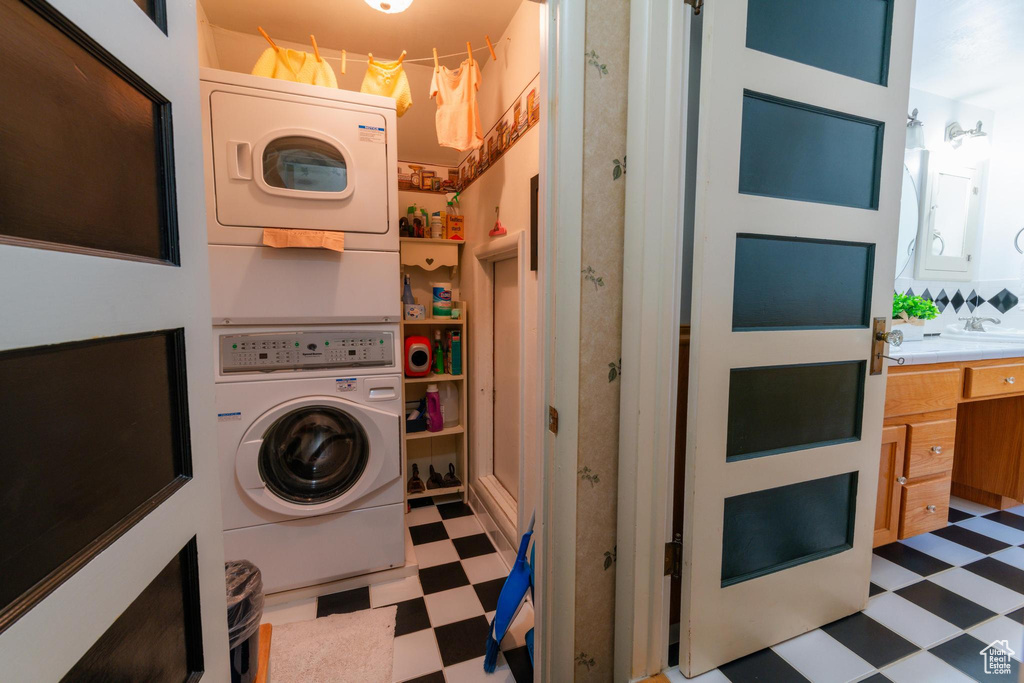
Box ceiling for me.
[200,0,522,68]
[911,0,1024,108]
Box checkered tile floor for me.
[312,497,533,683]
[667,496,1024,682]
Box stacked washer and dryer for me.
[200,68,405,593]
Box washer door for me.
[236,395,400,515]
[258,405,368,504]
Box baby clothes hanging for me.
[430,59,484,152]
[251,47,338,88]
[361,57,412,116]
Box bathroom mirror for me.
[895,157,920,279]
[914,159,981,281]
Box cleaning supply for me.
[360,56,412,116]
[449,330,463,375]
[402,274,415,306]
[484,513,535,672]
[439,383,459,428]
[430,58,484,151]
[432,330,444,374]
[407,205,428,238]
[432,282,452,318]
[430,212,444,239]
[425,384,443,432]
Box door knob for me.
[876,328,904,347]
[926,504,937,512]
[897,476,907,484]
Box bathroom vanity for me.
[875,338,1024,546]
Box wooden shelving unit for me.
[399,239,468,506]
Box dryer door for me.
[236,395,400,515]
[210,91,390,233]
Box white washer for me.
[200,68,400,324]
[215,324,404,593]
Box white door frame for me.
[472,231,528,549]
[536,0,586,680]
[613,0,690,679]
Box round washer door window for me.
[258,405,369,504]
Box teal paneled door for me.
[680,0,914,675]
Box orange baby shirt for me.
[430,60,484,152]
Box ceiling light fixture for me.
[365,0,413,13]
[906,108,925,150]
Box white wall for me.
[196,1,220,69]
[199,23,461,166]
[978,99,1024,283]
[458,0,541,526]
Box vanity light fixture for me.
[364,0,413,13]
[945,119,987,149]
[906,108,925,150]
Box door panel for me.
[493,257,521,500]
[681,0,913,674]
[0,0,229,678]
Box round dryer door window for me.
[258,406,369,504]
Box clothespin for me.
[341,49,347,75]
[397,50,407,65]
[467,41,473,66]
[310,34,322,62]
[258,26,278,52]
[485,35,497,61]
[432,48,439,73]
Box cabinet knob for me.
[897,476,907,484]
[1007,376,1016,385]
[926,504,937,512]
[931,446,943,454]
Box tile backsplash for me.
[894,278,1024,333]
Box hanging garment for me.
[430,59,483,152]
[251,47,338,88]
[360,57,412,116]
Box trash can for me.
[225,560,264,683]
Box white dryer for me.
[215,325,404,593]
[200,68,400,324]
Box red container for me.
[404,336,431,377]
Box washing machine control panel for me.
[220,331,395,373]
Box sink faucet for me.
[959,316,1001,332]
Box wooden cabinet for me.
[900,475,952,538]
[876,355,1024,543]
[874,425,906,547]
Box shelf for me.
[400,237,466,245]
[405,373,464,384]
[407,485,465,500]
[401,318,464,326]
[405,425,464,440]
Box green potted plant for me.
[892,292,939,342]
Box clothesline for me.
[320,45,496,66]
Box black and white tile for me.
[266,497,533,683]
[666,496,1024,682]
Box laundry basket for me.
[226,560,265,683]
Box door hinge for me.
[548,406,559,434]
[684,0,704,16]
[664,533,682,578]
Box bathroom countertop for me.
[890,336,1024,365]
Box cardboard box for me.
[445,215,465,240]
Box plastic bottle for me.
[425,384,443,432]
[402,274,415,306]
[430,212,444,239]
[433,330,444,374]
[439,383,459,428]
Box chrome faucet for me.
[959,316,1001,332]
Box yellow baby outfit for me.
[430,59,483,152]
[251,47,337,88]
[361,57,412,117]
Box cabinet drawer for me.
[964,364,1024,399]
[899,475,951,539]
[885,369,960,417]
[905,420,956,479]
